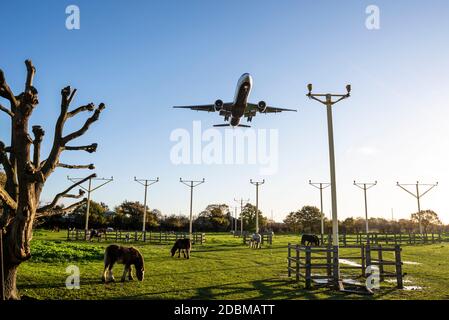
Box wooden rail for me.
[67,229,206,244]
[287,243,404,290]
[316,232,443,246]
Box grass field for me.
[15,230,449,300]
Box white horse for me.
[249,233,261,249]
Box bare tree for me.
[0,60,105,299]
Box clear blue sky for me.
[1,0,449,223]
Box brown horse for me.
[171,238,191,259]
[102,245,145,283]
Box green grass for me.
[15,230,449,300]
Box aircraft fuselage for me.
[230,73,253,126]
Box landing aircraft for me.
[173,73,297,127]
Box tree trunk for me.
[1,261,19,300]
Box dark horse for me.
[301,234,320,246]
[102,245,145,283]
[171,239,191,259]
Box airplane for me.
[173,73,297,127]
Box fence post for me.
[296,245,300,282]
[343,233,347,247]
[332,246,339,286]
[305,246,311,289]
[378,244,384,282]
[395,245,404,289]
[361,244,366,277]
[287,243,291,278]
[326,245,332,279]
[67,229,70,241]
[365,244,371,278]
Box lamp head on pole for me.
[346,84,351,95]
[307,83,313,96]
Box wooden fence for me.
[67,229,206,244]
[287,243,404,290]
[242,232,273,246]
[317,232,443,246]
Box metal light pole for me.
[180,178,205,238]
[250,180,265,233]
[309,180,331,235]
[397,181,438,234]
[68,176,114,231]
[234,206,238,232]
[307,83,351,281]
[353,181,377,234]
[134,177,159,231]
[235,197,250,236]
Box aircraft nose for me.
[240,73,253,87]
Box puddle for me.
[403,286,423,291]
[403,261,422,265]
[339,259,362,267]
[385,279,412,284]
[342,279,363,286]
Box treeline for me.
[284,206,447,234]
[38,201,269,233]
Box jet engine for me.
[215,99,224,111]
[257,101,267,113]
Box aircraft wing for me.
[173,103,233,112]
[246,103,297,115]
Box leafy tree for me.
[114,201,159,230]
[284,206,321,233]
[194,204,230,231]
[160,214,189,231]
[68,201,109,229]
[241,203,267,232]
[411,210,441,234]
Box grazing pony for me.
[301,234,320,246]
[249,233,262,249]
[89,228,105,241]
[102,245,145,283]
[171,238,191,259]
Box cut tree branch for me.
[0,68,18,108]
[36,198,87,218]
[0,103,14,117]
[63,103,105,143]
[63,189,86,199]
[67,103,95,118]
[0,185,17,211]
[65,143,98,153]
[32,125,45,168]
[58,163,95,170]
[39,86,76,179]
[37,173,96,213]
[25,59,36,93]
